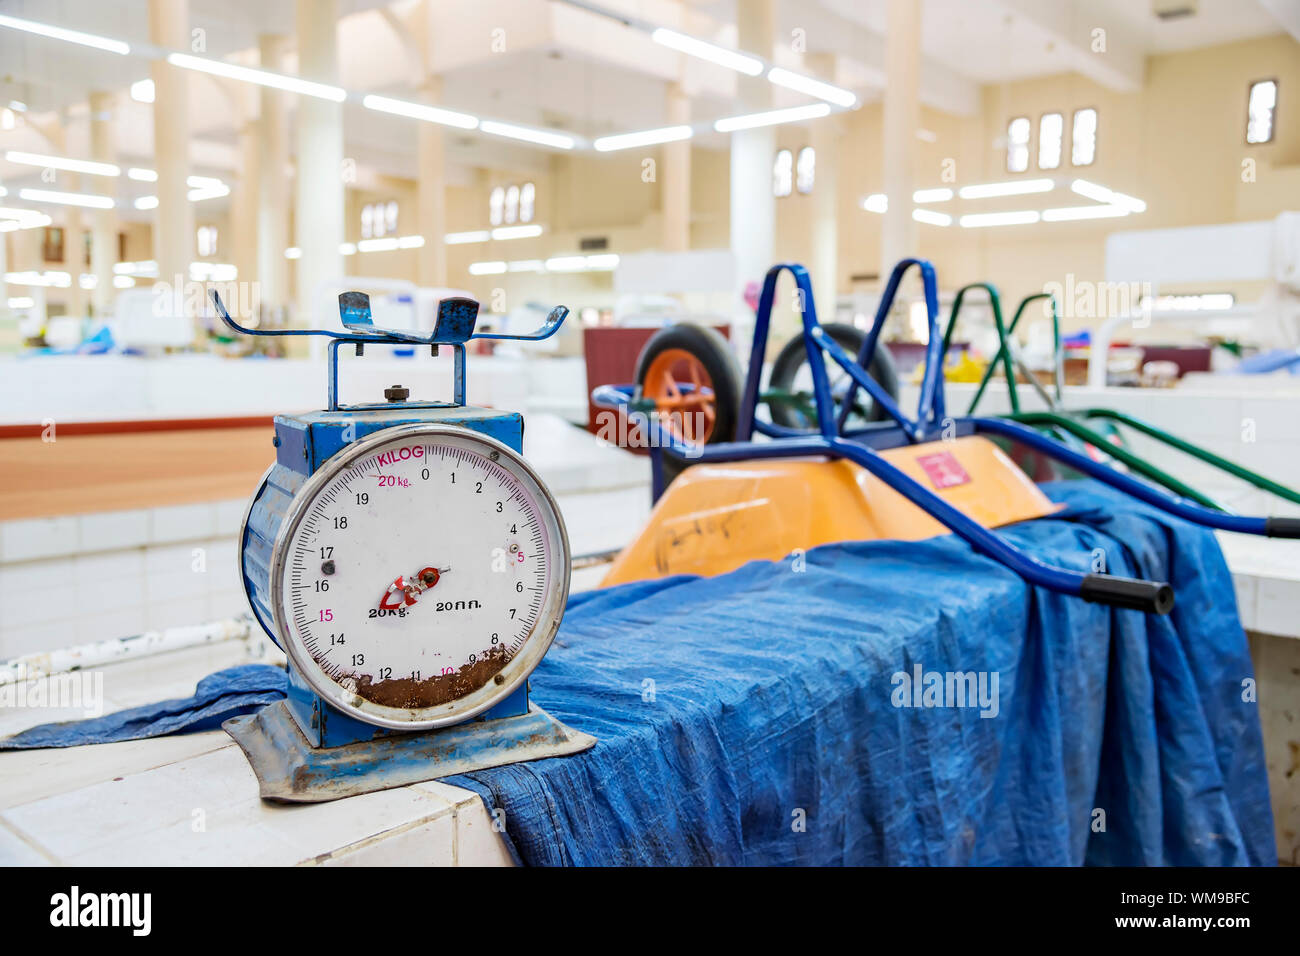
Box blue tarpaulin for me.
[1,481,1274,865]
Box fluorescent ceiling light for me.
[284,247,301,259]
[361,94,478,130]
[585,254,619,271]
[913,188,953,203]
[0,14,129,55]
[544,256,587,272]
[1041,205,1130,222]
[508,260,544,272]
[766,67,856,108]
[19,188,114,209]
[714,103,831,132]
[8,101,26,112]
[127,167,157,182]
[130,79,155,103]
[5,150,120,178]
[167,53,346,103]
[594,125,693,152]
[0,206,51,226]
[958,178,1055,199]
[397,235,424,248]
[187,183,229,202]
[339,242,357,256]
[491,224,543,240]
[912,209,952,227]
[862,193,887,213]
[469,261,508,275]
[357,237,400,252]
[445,230,491,245]
[959,210,1041,228]
[479,120,576,150]
[8,297,35,308]
[134,196,159,210]
[1070,179,1146,213]
[113,275,134,288]
[650,28,763,76]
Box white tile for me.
[78,509,149,553]
[150,503,217,544]
[1254,576,1300,640]
[0,516,78,563]
[454,796,516,866]
[0,821,53,865]
[3,746,465,865]
[214,499,247,535]
[316,814,457,866]
[0,556,75,598]
[144,597,211,633]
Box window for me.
[519,182,535,223]
[361,200,398,239]
[1246,79,1277,144]
[489,183,536,225]
[772,148,793,197]
[1038,113,1063,170]
[196,225,218,257]
[1071,108,1097,166]
[1006,117,1031,173]
[796,146,815,194]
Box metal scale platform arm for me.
[213,288,593,803]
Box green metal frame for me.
[941,281,1300,512]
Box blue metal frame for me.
[593,258,1300,613]
[211,290,568,411]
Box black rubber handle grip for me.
[1080,573,1174,615]
[1265,517,1300,538]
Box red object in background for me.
[583,325,730,437]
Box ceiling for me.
[0,0,1293,220]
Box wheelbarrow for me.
[593,259,1300,614]
[942,282,1300,514]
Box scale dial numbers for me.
[272,424,569,730]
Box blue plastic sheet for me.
[1,482,1274,865]
[449,481,1274,866]
[0,664,286,749]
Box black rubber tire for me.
[768,323,899,430]
[634,323,743,446]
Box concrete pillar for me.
[728,0,776,344]
[231,107,260,306]
[294,0,344,325]
[662,80,690,253]
[416,76,447,288]
[88,91,117,316]
[257,34,291,316]
[64,172,86,318]
[0,178,7,310]
[880,0,920,281]
[149,0,193,300]
[806,55,839,313]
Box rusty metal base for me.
[224,699,596,803]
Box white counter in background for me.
[0,352,591,426]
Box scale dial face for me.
[271,423,569,730]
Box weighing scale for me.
[212,289,595,803]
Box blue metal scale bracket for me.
[214,289,593,802]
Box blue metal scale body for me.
[213,290,593,801]
[242,403,529,748]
